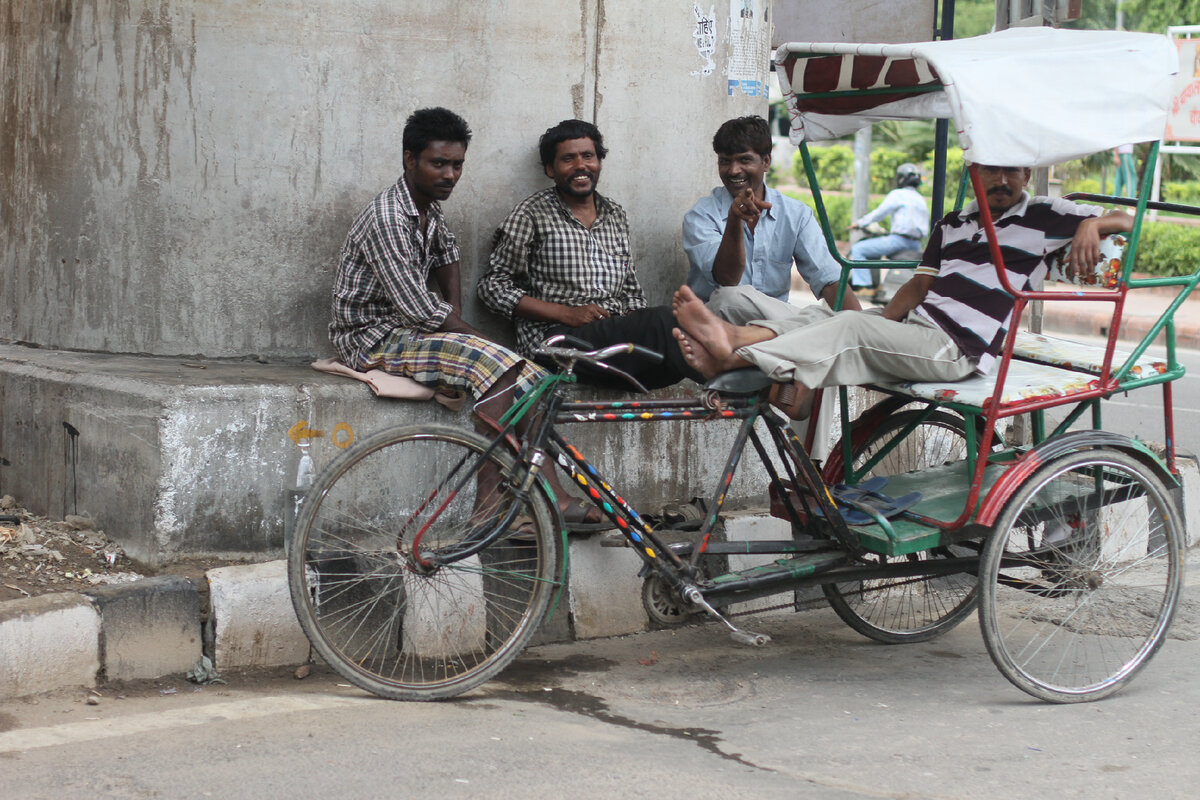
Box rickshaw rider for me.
[671,165,1135,420]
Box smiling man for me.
[479,119,703,390]
[683,116,859,318]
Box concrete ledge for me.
[207,560,310,670]
[0,344,768,566]
[84,576,202,682]
[0,593,100,697]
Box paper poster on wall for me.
[691,3,716,77]
[1166,37,1200,143]
[725,0,768,96]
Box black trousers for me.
[544,305,705,391]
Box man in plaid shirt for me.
[329,107,599,524]
[478,120,703,390]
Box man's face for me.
[718,149,771,198]
[978,165,1031,215]
[546,137,602,198]
[404,141,467,204]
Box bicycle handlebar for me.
[533,337,665,393]
[534,338,665,366]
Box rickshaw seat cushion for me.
[1045,232,1126,288]
[1012,331,1168,377]
[875,359,1102,411]
[705,367,777,395]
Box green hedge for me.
[793,145,854,191]
[783,190,853,239]
[1133,221,1200,278]
[1162,181,1200,206]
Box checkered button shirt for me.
[329,177,459,363]
[479,188,647,354]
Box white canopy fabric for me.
[775,27,1177,167]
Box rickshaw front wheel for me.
[979,447,1183,703]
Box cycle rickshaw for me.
[289,27,1194,703]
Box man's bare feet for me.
[768,380,815,421]
[672,327,723,379]
[672,285,737,363]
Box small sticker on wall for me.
[725,0,768,96]
[691,3,716,77]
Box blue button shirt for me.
[682,186,842,301]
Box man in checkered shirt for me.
[329,107,598,523]
[478,120,704,390]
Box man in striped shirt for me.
[670,165,1133,419]
[479,120,704,390]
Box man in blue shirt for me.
[682,116,860,321]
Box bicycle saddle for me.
[703,368,775,395]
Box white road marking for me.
[0,693,374,754]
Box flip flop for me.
[811,478,922,526]
[561,499,615,533]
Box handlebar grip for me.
[626,344,664,364]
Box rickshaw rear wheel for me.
[822,546,978,644]
[979,447,1183,703]
[822,409,981,642]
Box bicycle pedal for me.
[730,629,771,646]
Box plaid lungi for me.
[355,330,546,402]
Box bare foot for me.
[672,285,737,363]
[672,327,724,379]
[769,380,815,421]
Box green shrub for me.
[1132,222,1200,278]
[922,147,968,210]
[1162,181,1200,206]
[784,190,853,239]
[793,144,854,191]
[870,148,912,194]
[1063,177,1101,196]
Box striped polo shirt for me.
[913,192,1103,376]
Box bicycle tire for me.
[822,410,979,643]
[288,424,560,700]
[979,447,1183,702]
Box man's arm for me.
[429,260,490,337]
[819,281,862,312]
[1066,210,1134,277]
[710,188,772,286]
[881,273,935,321]
[513,295,610,327]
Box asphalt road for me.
[3,589,1200,800]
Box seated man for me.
[479,119,703,390]
[848,163,930,295]
[672,165,1133,419]
[682,115,860,323]
[330,106,597,524]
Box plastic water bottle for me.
[284,441,316,556]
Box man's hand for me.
[513,295,611,328]
[728,187,772,233]
[1066,217,1103,279]
[438,309,487,339]
[555,303,611,327]
[1066,211,1133,279]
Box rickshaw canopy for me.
[775,27,1177,167]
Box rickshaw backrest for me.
[1045,233,1127,289]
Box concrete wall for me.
[1,0,771,359]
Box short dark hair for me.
[538,119,608,167]
[402,107,472,157]
[712,116,772,157]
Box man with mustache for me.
[479,119,704,389]
[670,165,1134,420]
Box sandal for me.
[560,499,614,533]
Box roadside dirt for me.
[0,495,246,605]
